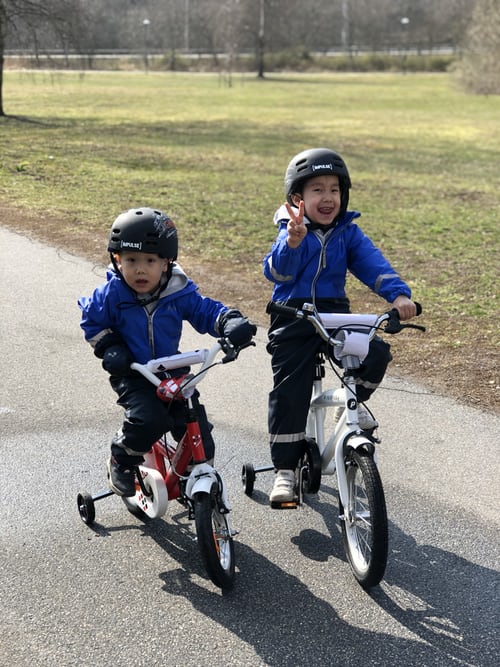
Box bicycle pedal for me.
[270,499,299,510]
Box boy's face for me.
[115,251,170,294]
[292,174,341,226]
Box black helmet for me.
[108,207,178,260]
[285,148,352,217]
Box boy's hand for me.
[102,344,133,376]
[286,201,307,249]
[392,295,417,321]
[223,317,257,347]
[219,308,256,347]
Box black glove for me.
[220,309,257,347]
[93,332,133,376]
[102,344,134,376]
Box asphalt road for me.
[1,226,499,667]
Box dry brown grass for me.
[3,204,498,416]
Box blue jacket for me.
[263,205,411,305]
[78,264,228,364]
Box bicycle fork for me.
[307,374,376,514]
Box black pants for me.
[267,312,392,470]
[109,374,215,466]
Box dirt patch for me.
[3,204,498,415]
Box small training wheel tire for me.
[241,463,256,496]
[77,492,95,525]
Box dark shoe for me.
[107,457,136,497]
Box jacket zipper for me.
[310,228,336,308]
[145,307,156,358]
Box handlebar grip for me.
[415,302,423,316]
[266,301,303,319]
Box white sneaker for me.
[269,470,296,503]
[358,405,378,430]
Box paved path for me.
[1,227,498,666]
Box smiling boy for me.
[264,148,417,504]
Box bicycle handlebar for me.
[130,338,254,390]
[266,300,424,347]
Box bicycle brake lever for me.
[401,323,426,332]
[218,338,255,363]
[384,309,403,334]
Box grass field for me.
[0,70,498,410]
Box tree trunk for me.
[0,1,5,116]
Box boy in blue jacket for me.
[79,207,255,497]
[264,148,417,504]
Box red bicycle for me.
[77,336,253,591]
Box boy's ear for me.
[291,193,302,206]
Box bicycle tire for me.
[302,438,322,494]
[194,484,235,591]
[338,448,388,589]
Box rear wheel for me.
[194,485,235,591]
[339,448,388,589]
[301,438,322,494]
[122,467,168,521]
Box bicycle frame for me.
[127,340,236,520]
[307,355,376,514]
[303,310,380,511]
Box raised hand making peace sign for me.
[285,200,307,249]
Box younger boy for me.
[79,207,255,496]
[264,148,417,504]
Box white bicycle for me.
[242,301,424,589]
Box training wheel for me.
[77,492,96,525]
[241,463,256,497]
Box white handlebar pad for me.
[144,349,209,373]
[318,313,379,330]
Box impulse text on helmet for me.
[120,240,142,250]
[311,163,333,171]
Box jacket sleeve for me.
[177,290,228,337]
[347,226,411,303]
[78,284,117,350]
[263,227,305,285]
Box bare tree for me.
[1,0,481,94]
[0,0,88,115]
[454,0,500,93]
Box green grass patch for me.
[0,70,498,323]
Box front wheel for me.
[194,485,235,591]
[338,449,388,589]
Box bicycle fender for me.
[185,463,217,498]
[346,434,375,453]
